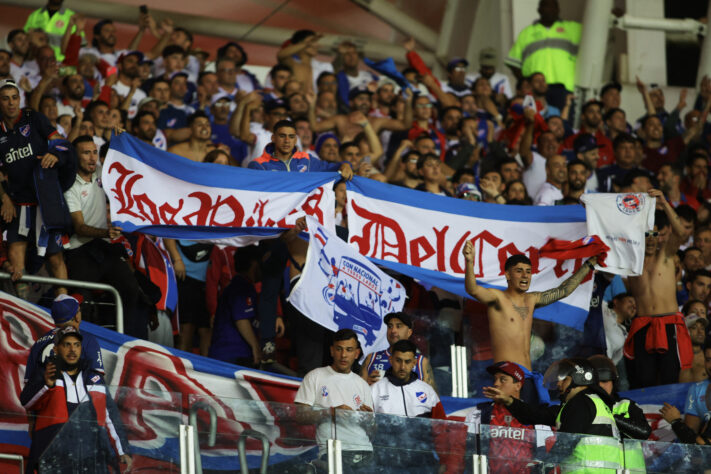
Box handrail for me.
[0,271,124,334]
[238,429,270,474]
[189,402,217,474]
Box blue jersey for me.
[366,348,424,380]
[209,275,257,362]
[24,327,104,383]
[0,109,61,203]
[684,379,711,421]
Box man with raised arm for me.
[623,189,694,387]
[463,240,597,404]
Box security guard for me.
[505,0,581,109]
[23,0,79,62]
[588,355,650,472]
[484,358,624,473]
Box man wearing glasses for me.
[623,189,695,387]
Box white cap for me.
[0,79,20,93]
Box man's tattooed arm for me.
[534,260,595,308]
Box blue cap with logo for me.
[51,294,80,325]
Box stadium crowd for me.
[7,0,711,471]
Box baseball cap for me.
[456,182,482,200]
[54,326,83,345]
[573,133,603,154]
[56,103,75,118]
[169,71,189,82]
[685,314,709,329]
[479,47,497,67]
[51,294,81,325]
[0,79,20,93]
[264,98,287,113]
[211,92,231,106]
[384,312,413,328]
[117,50,144,64]
[486,361,524,383]
[447,57,469,72]
[137,96,158,110]
[600,81,622,97]
[348,85,372,101]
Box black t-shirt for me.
[0,109,59,204]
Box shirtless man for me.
[307,86,412,142]
[679,311,709,383]
[623,188,694,388]
[463,240,597,404]
[168,111,215,162]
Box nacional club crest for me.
[19,124,30,137]
[616,193,644,215]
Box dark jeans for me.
[66,240,145,339]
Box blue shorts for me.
[3,205,64,255]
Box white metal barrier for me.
[327,439,343,474]
[0,271,125,334]
[0,453,23,473]
[451,344,468,398]
[179,424,196,474]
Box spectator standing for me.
[533,154,566,205]
[23,0,77,62]
[624,193,695,387]
[505,0,580,110]
[0,79,71,297]
[20,326,131,473]
[361,312,436,389]
[371,339,446,473]
[470,47,512,105]
[63,135,145,338]
[294,329,374,471]
[563,101,615,167]
[657,164,699,210]
[208,245,262,367]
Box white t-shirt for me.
[345,70,377,90]
[534,181,563,206]
[10,59,39,86]
[112,79,146,119]
[78,47,127,67]
[63,172,108,249]
[152,55,201,83]
[311,58,334,91]
[294,366,373,455]
[371,376,439,417]
[153,129,168,151]
[580,193,655,276]
[602,304,627,365]
[522,151,547,198]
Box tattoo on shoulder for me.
[512,303,529,320]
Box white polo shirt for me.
[63,170,107,249]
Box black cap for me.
[573,133,603,154]
[384,312,412,328]
[348,85,372,101]
[54,326,83,345]
[264,99,287,113]
[600,81,622,97]
[581,99,604,114]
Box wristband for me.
[585,260,595,271]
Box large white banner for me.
[288,217,406,354]
[345,179,593,329]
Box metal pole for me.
[612,15,707,34]
[697,1,711,87]
[327,439,343,474]
[0,272,124,334]
[0,0,436,64]
[189,402,217,474]
[0,453,24,473]
[450,344,459,397]
[350,0,439,51]
[575,0,615,92]
[180,424,196,474]
[238,429,270,474]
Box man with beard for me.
[158,72,194,131]
[681,152,711,202]
[658,163,699,209]
[440,106,463,150]
[441,58,470,98]
[64,136,144,337]
[534,154,566,206]
[60,73,87,110]
[563,100,614,167]
[132,110,159,147]
[639,114,686,174]
[335,41,377,105]
[560,159,588,204]
[81,19,120,66]
[679,312,709,383]
[384,141,423,189]
[572,134,601,192]
[309,84,411,142]
[263,64,291,100]
[624,194,694,388]
[112,51,146,118]
[168,111,214,162]
[7,29,39,88]
[286,92,309,119]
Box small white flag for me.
[288,217,406,354]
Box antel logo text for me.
[4,143,33,163]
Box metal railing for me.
[0,272,124,334]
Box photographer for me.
[20,327,131,473]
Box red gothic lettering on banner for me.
[349,200,408,263]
